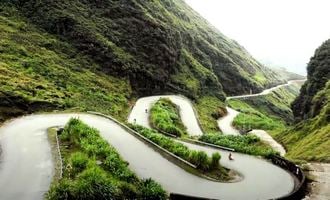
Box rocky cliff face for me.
[292,39,330,121]
[276,39,330,162]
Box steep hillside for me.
[228,83,302,134]
[9,0,284,99]
[277,40,330,162]
[277,81,329,162]
[271,67,305,81]
[0,6,132,122]
[292,39,330,121]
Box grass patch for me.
[253,72,267,85]
[150,98,187,137]
[195,96,227,133]
[228,85,301,135]
[0,6,132,123]
[233,113,285,131]
[47,118,166,200]
[129,124,231,181]
[228,99,286,134]
[199,133,279,158]
[276,81,330,162]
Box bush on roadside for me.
[150,98,187,136]
[199,133,279,158]
[140,178,167,200]
[68,152,89,176]
[130,124,223,172]
[211,152,221,168]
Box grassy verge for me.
[47,118,166,200]
[199,133,279,158]
[129,124,231,181]
[195,96,227,133]
[228,85,301,135]
[228,99,286,134]
[150,98,187,136]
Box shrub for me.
[117,182,140,199]
[211,152,221,168]
[195,151,210,171]
[140,179,167,200]
[130,124,222,171]
[69,152,89,176]
[199,133,279,157]
[150,98,187,136]
[71,167,117,200]
[47,179,74,200]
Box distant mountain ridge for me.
[269,67,305,81]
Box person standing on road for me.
[229,153,234,161]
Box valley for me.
[0,0,329,199]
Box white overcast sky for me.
[185,0,330,75]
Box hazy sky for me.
[185,0,330,75]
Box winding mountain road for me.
[227,80,306,100]
[129,95,295,199]
[128,95,203,136]
[218,80,305,156]
[0,83,304,200]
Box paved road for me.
[250,130,286,156]
[217,107,240,135]
[303,163,330,200]
[129,97,296,199]
[0,113,295,200]
[129,95,203,136]
[217,80,306,156]
[227,80,306,100]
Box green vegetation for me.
[227,84,302,136]
[130,124,230,181]
[292,39,330,121]
[0,5,131,123]
[253,72,267,85]
[6,0,285,102]
[150,98,187,136]
[0,0,290,127]
[195,96,227,133]
[199,133,279,157]
[228,99,286,134]
[270,67,305,81]
[277,81,330,162]
[277,40,330,162]
[47,118,166,200]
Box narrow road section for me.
[218,80,306,156]
[304,163,330,200]
[129,95,203,136]
[217,107,240,135]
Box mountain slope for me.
[292,39,330,121]
[11,0,284,99]
[270,67,305,81]
[277,40,330,162]
[0,6,132,122]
